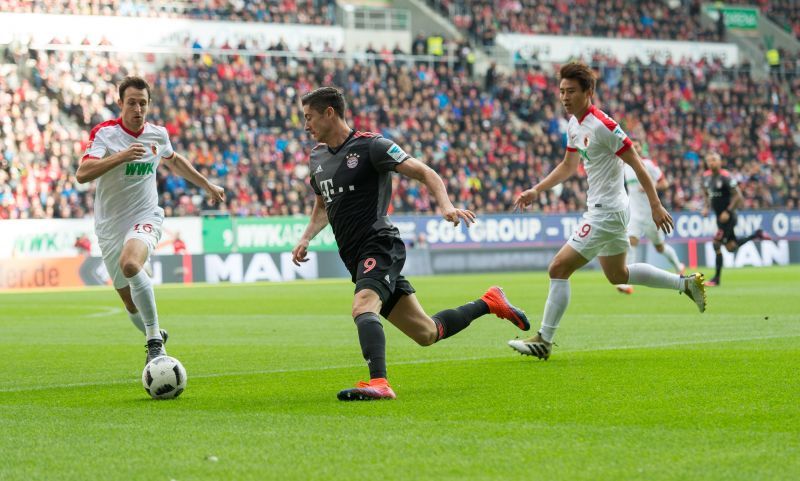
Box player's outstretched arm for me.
[514,149,580,210]
[163,153,225,204]
[395,157,476,227]
[292,195,328,265]
[76,143,146,183]
[620,148,674,234]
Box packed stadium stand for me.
[426,0,723,45]
[0,50,90,220]
[0,0,337,24]
[2,41,797,221]
[1,0,799,221]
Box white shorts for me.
[628,216,665,245]
[567,209,630,260]
[98,215,163,289]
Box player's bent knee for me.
[654,244,665,253]
[351,303,378,320]
[548,259,567,278]
[352,288,382,319]
[726,241,738,252]
[605,271,628,285]
[351,306,373,320]
[120,259,143,278]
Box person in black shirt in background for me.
[702,152,771,287]
[292,87,531,401]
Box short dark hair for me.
[119,76,151,102]
[559,62,596,92]
[301,87,346,118]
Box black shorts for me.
[344,235,416,318]
[715,212,738,244]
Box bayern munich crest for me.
[346,152,359,168]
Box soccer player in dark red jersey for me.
[292,87,530,401]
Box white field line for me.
[85,306,124,318]
[1,333,798,394]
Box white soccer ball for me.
[142,356,187,400]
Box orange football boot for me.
[481,286,530,331]
[337,378,397,401]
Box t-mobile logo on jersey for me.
[319,179,355,203]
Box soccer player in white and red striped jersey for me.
[615,140,685,294]
[509,62,707,360]
[76,76,224,364]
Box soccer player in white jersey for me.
[509,62,706,360]
[76,76,225,364]
[615,140,685,294]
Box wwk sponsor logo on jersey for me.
[125,162,155,176]
[576,145,591,163]
[572,135,591,162]
[386,143,407,162]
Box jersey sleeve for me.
[161,128,175,159]
[309,173,322,195]
[82,127,110,161]
[566,131,577,152]
[726,175,738,189]
[598,122,633,156]
[369,137,410,172]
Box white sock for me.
[127,311,146,335]
[627,263,682,291]
[539,279,570,343]
[660,244,683,271]
[126,270,162,341]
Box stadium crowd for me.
[0,50,90,220]
[1,41,798,220]
[426,0,724,46]
[0,0,336,25]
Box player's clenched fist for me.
[121,143,147,161]
[292,239,310,266]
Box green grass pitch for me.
[1,266,798,480]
